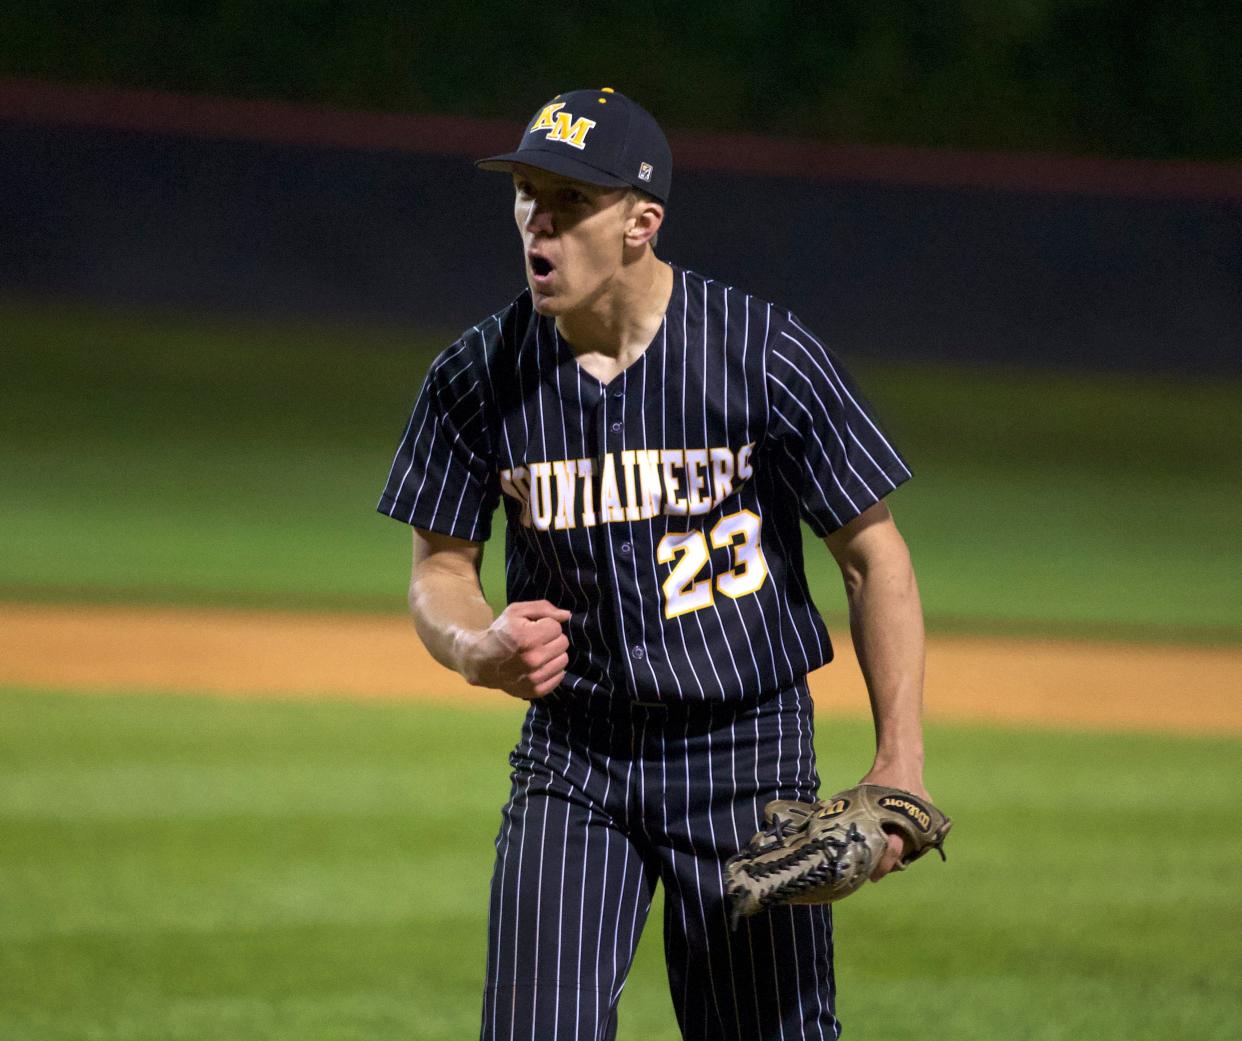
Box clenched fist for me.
[461,600,572,699]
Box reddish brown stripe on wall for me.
[0,76,518,156]
[4,76,1241,200]
[670,130,1242,200]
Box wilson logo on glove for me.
[877,795,933,831]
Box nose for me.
[522,196,555,236]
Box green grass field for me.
[2,689,1239,1041]
[2,302,1240,639]
[2,301,1240,1039]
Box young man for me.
[378,88,929,1041]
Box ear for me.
[624,195,664,249]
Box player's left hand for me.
[856,766,933,882]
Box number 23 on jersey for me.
[656,509,769,619]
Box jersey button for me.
[631,645,645,661]
[610,421,622,433]
[620,542,632,555]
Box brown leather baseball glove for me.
[724,784,952,928]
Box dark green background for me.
[3,302,1239,640]
[3,1,1240,160]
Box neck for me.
[555,251,674,363]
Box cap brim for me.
[475,148,632,189]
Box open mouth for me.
[530,255,554,278]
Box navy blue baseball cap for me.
[476,88,672,204]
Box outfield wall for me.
[3,81,1239,374]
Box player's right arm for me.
[407,528,571,700]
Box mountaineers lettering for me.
[500,443,756,530]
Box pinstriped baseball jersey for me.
[378,265,911,703]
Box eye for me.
[561,188,589,205]
[514,180,535,199]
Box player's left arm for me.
[822,498,928,881]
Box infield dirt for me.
[3,602,1239,734]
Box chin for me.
[530,289,570,316]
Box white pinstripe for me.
[385,390,435,518]
[648,305,687,700]
[769,357,883,501]
[785,316,912,479]
[774,336,901,491]
[512,322,571,616]
[681,713,727,1033]
[389,372,487,524]
[701,282,748,1039]
[740,295,789,686]
[792,694,831,1041]
[495,710,551,1041]
[770,396,862,516]
[762,494,824,687]
[697,281,747,696]
[589,713,620,1035]
[569,359,617,690]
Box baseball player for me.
[378,88,930,1040]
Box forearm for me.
[831,522,926,783]
[823,504,930,878]
[407,558,495,680]
[402,529,489,685]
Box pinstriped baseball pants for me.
[480,681,840,1041]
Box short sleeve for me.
[376,344,500,542]
[766,313,912,536]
